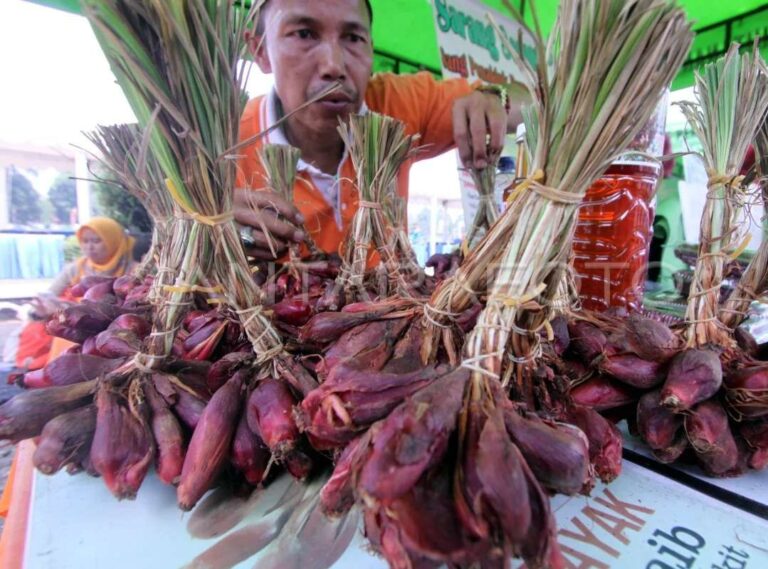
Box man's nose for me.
[317,40,346,81]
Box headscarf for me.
[72,217,136,284]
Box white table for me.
[22,458,768,569]
[621,423,768,514]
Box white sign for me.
[432,0,533,85]
[527,463,768,569]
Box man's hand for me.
[234,188,306,261]
[452,90,509,169]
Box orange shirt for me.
[236,72,473,255]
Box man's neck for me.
[283,118,344,175]
[275,95,344,175]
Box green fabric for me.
[24,0,768,88]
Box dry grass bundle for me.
[334,113,418,301]
[461,0,692,393]
[85,124,174,283]
[384,193,424,285]
[425,0,692,369]
[258,143,321,260]
[463,165,501,252]
[678,44,768,346]
[83,0,283,362]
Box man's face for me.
[254,0,373,135]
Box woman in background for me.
[49,216,136,297]
[14,217,136,370]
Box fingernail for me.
[296,213,305,223]
[293,230,305,243]
[476,159,487,169]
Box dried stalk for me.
[426,0,693,368]
[83,0,283,366]
[422,164,502,364]
[258,143,321,259]
[551,266,580,317]
[462,0,692,394]
[720,114,768,329]
[84,122,197,362]
[383,193,423,285]
[679,43,768,347]
[463,165,500,251]
[335,113,417,300]
[85,124,174,286]
[422,203,523,365]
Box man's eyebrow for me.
[280,15,320,27]
[341,21,370,35]
[278,13,370,34]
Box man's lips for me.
[313,93,356,112]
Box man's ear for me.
[245,31,272,73]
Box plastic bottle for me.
[572,94,668,312]
[572,161,661,311]
[495,156,516,212]
[503,124,528,207]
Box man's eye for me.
[347,33,366,43]
[292,29,315,40]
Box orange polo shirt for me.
[235,72,473,255]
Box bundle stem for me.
[335,113,418,301]
[459,0,693,386]
[720,118,768,329]
[679,43,768,347]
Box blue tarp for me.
[0,233,65,279]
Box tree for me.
[91,173,152,233]
[9,168,42,225]
[48,175,77,224]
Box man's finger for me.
[259,211,305,243]
[235,201,304,244]
[248,228,292,252]
[452,102,472,166]
[468,105,489,169]
[244,231,290,260]
[245,246,287,261]
[236,188,304,224]
[487,106,506,158]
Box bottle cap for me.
[515,123,526,142]
[498,156,515,172]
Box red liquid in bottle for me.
[572,162,660,312]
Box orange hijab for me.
[73,217,135,284]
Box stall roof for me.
[23,0,768,89]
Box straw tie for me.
[164,178,235,227]
[506,168,585,205]
[163,283,224,294]
[706,170,746,192]
[186,211,235,227]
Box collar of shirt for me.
[264,88,368,228]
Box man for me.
[234,0,521,260]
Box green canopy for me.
[24,0,768,89]
[371,0,768,89]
